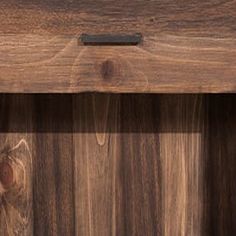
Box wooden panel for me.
[73,94,206,235]
[0,95,33,236]
[1,35,236,93]
[73,94,121,235]
[119,95,162,235]
[0,0,236,93]
[1,0,236,37]
[0,94,236,235]
[32,95,75,236]
[158,95,204,236]
[203,95,236,236]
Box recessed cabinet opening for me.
[1,93,235,235]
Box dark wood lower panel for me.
[0,94,235,236]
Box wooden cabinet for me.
[0,0,236,235]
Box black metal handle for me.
[80,33,142,46]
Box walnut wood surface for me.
[33,95,75,236]
[0,0,236,92]
[0,95,33,236]
[0,94,235,235]
[204,95,236,235]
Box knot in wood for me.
[0,161,14,189]
[101,60,114,80]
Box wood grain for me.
[119,94,162,235]
[33,95,75,236]
[158,95,204,236]
[1,0,236,37]
[0,94,235,235]
[73,94,121,235]
[73,94,207,235]
[0,95,33,236]
[203,95,236,236]
[1,0,236,92]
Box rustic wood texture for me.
[1,0,236,36]
[119,94,162,235]
[0,95,33,236]
[158,95,204,236]
[33,95,75,236]
[73,94,121,235]
[73,94,206,235]
[204,95,236,236]
[1,0,236,92]
[0,94,236,235]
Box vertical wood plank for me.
[33,95,75,236]
[119,94,162,236]
[0,95,33,236]
[73,94,120,236]
[204,95,236,236]
[158,95,204,236]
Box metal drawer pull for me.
[80,33,142,46]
